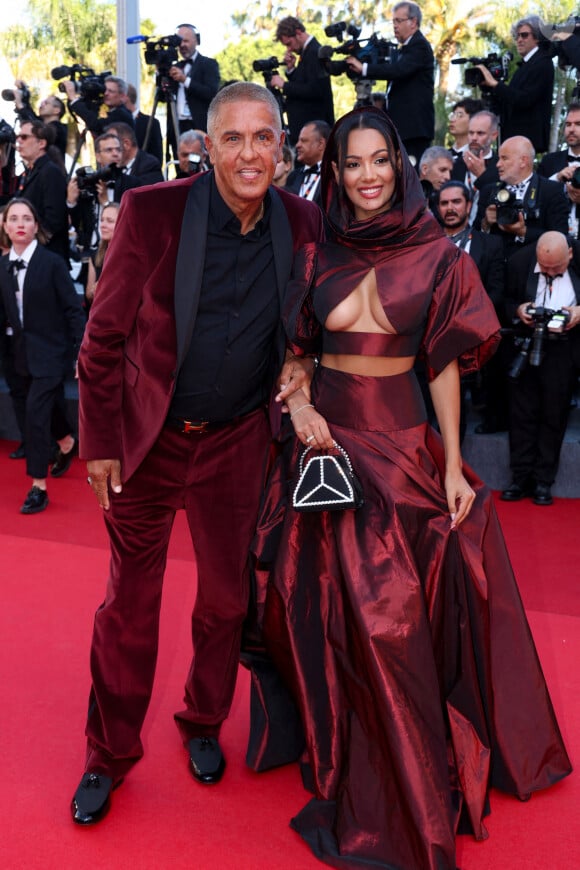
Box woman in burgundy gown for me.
[256,108,572,869]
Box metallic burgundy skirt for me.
[254,367,571,870]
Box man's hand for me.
[276,355,317,406]
[345,57,364,75]
[463,149,486,178]
[475,65,498,88]
[556,164,580,184]
[269,74,285,90]
[499,212,526,237]
[87,459,122,510]
[563,305,580,329]
[169,66,186,84]
[62,80,77,101]
[67,177,79,205]
[516,303,534,326]
[566,181,580,203]
[282,49,297,72]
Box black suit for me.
[476,173,569,259]
[367,31,434,161]
[17,153,69,262]
[281,37,335,145]
[0,245,85,478]
[113,150,164,201]
[490,48,554,153]
[537,149,580,179]
[504,242,580,486]
[133,111,163,166]
[69,101,134,136]
[177,54,220,132]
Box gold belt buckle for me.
[183,419,209,434]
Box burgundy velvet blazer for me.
[78,172,324,481]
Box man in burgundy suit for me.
[71,82,324,824]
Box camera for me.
[493,185,522,226]
[452,52,512,88]
[1,83,31,105]
[319,21,396,80]
[51,65,110,107]
[570,166,580,189]
[75,163,124,193]
[509,305,571,375]
[252,56,286,85]
[0,118,16,146]
[144,34,183,76]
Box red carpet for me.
[1,440,578,869]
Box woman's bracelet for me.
[290,403,314,420]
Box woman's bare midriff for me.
[321,353,415,376]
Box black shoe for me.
[188,736,225,784]
[9,443,26,459]
[500,481,533,502]
[20,486,49,514]
[533,484,553,506]
[71,772,114,825]
[50,439,77,477]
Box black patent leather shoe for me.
[20,486,49,514]
[9,443,26,459]
[500,481,533,502]
[533,484,553,506]
[50,439,77,478]
[71,772,114,825]
[188,736,225,784]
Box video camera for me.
[1,82,31,105]
[452,52,512,88]
[252,56,286,85]
[319,21,396,80]
[51,64,111,107]
[143,35,183,76]
[510,306,570,377]
[75,163,124,195]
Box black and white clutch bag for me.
[292,441,364,512]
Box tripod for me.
[143,71,181,166]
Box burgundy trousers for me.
[84,408,270,780]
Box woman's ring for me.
[87,476,92,485]
[306,435,315,442]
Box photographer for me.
[447,98,483,158]
[345,2,434,166]
[476,136,568,258]
[103,122,163,197]
[66,132,123,255]
[501,232,580,505]
[271,17,334,147]
[15,120,68,262]
[538,102,580,239]
[62,75,134,136]
[174,129,209,179]
[475,16,554,153]
[168,24,219,144]
[8,83,68,158]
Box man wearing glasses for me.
[475,16,554,154]
[15,121,68,262]
[345,2,434,167]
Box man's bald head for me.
[536,231,572,277]
[497,135,535,184]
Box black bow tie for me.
[303,165,320,177]
[8,259,26,275]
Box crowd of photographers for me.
[1,6,580,507]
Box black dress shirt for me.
[170,178,279,422]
